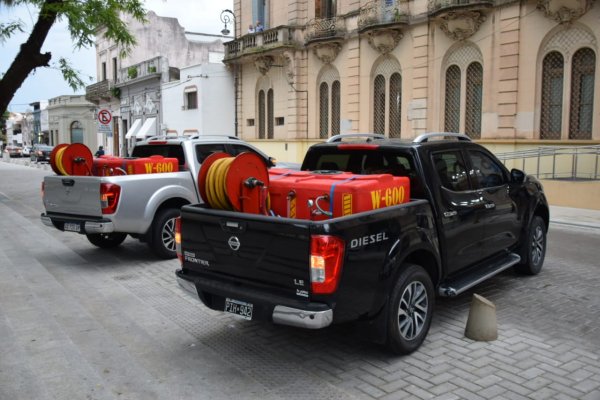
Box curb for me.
[550,219,600,231]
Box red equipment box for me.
[268,168,410,220]
[123,155,179,175]
[93,156,126,176]
[92,155,179,176]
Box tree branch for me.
[0,0,63,113]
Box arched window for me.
[317,66,341,138]
[373,75,386,134]
[70,121,84,143]
[319,82,329,138]
[332,80,340,136]
[465,62,483,139]
[442,45,484,136]
[389,72,402,138]
[258,90,266,139]
[444,65,461,133]
[569,48,595,139]
[540,51,564,139]
[538,27,597,139]
[372,57,402,137]
[267,89,274,139]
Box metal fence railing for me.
[496,145,600,180]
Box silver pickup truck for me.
[41,135,277,258]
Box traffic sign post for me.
[97,109,113,137]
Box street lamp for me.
[220,9,235,38]
[220,8,238,138]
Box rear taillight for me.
[100,183,121,214]
[175,217,182,264]
[41,181,45,200]
[310,235,345,294]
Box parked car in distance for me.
[22,145,32,157]
[31,144,54,162]
[5,145,23,158]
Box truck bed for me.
[177,199,438,326]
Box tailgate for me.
[180,206,312,297]
[43,175,102,216]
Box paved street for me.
[1,159,599,400]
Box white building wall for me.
[161,63,234,136]
[47,95,98,150]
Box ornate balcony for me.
[223,26,298,62]
[429,0,494,40]
[304,17,346,44]
[358,0,408,55]
[537,0,594,23]
[358,0,409,32]
[428,0,494,16]
[85,79,115,104]
[117,56,167,85]
[303,17,347,64]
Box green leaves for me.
[0,0,148,115]
[56,57,92,91]
[0,20,24,43]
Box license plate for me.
[224,298,253,320]
[64,222,81,232]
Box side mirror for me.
[511,168,525,184]
[268,156,277,168]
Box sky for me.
[0,0,233,113]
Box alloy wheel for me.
[397,281,428,340]
[531,225,544,266]
[162,217,176,251]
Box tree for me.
[0,0,147,115]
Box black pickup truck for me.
[175,133,549,354]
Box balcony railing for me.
[429,0,494,15]
[85,79,115,103]
[117,56,163,85]
[358,0,409,30]
[304,17,346,43]
[223,26,295,61]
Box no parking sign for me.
[97,109,113,136]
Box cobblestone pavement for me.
[1,159,599,400]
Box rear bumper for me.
[41,213,115,234]
[175,270,333,329]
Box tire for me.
[86,232,127,248]
[515,216,546,275]
[386,263,435,355]
[149,208,180,259]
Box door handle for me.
[443,211,458,218]
[485,202,496,209]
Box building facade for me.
[119,55,179,155]
[6,112,27,146]
[86,11,229,156]
[224,0,599,162]
[161,63,235,137]
[47,95,97,149]
[29,101,49,145]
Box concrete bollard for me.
[464,293,498,341]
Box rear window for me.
[302,147,425,198]
[131,144,185,166]
[302,148,413,175]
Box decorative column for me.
[410,25,430,136]
[496,5,521,137]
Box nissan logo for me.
[228,236,241,251]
